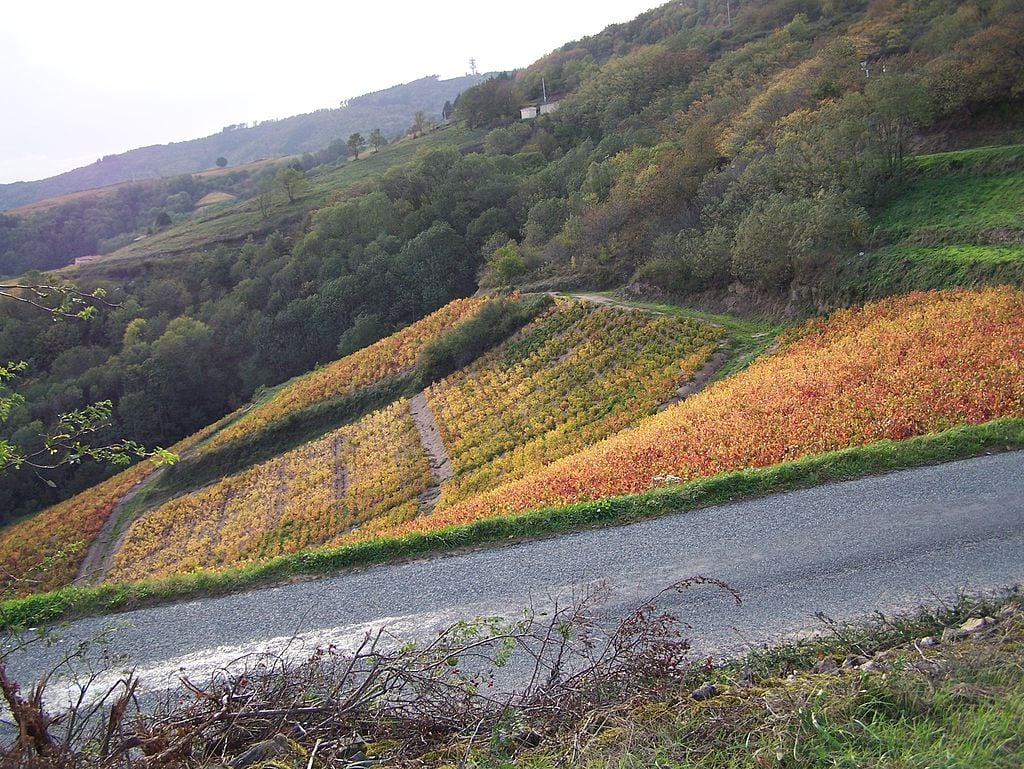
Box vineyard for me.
[373,287,1024,537]
[0,419,227,595]
[197,298,485,454]
[8,287,1021,590]
[108,400,431,581]
[425,301,720,507]
[108,301,720,579]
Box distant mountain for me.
[0,74,489,211]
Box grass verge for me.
[461,591,1024,769]
[2,417,1022,630]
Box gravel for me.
[8,451,1024,701]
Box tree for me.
[0,286,176,478]
[256,176,274,219]
[410,111,429,138]
[347,132,366,160]
[275,166,306,204]
[215,156,228,168]
[369,128,386,153]
[864,73,931,180]
[154,211,172,228]
[487,241,528,285]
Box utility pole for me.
[469,57,478,76]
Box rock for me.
[343,751,378,769]
[860,656,890,672]
[813,657,839,674]
[843,654,868,669]
[961,616,995,633]
[229,734,291,768]
[690,682,718,701]
[941,626,963,642]
[943,616,996,642]
[919,636,940,647]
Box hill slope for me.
[0,74,487,211]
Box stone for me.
[919,636,940,647]
[959,616,994,633]
[690,682,718,701]
[843,654,869,669]
[813,657,839,674]
[860,656,890,672]
[229,734,291,768]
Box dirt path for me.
[75,469,164,585]
[657,342,731,412]
[408,392,454,514]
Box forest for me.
[1,0,1022,522]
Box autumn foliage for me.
[199,298,485,454]
[378,288,1024,537]
[109,400,431,580]
[0,421,225,595]
[426,300,719,506]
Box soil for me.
[408,392,455,514]
[74,469,164,585]
[657,344,731,411]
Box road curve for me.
[9,451,1024,698]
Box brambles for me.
[384,287,1024,532]
[0,578,737,767]
[109,400,431,580]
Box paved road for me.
[8,452,1024,705]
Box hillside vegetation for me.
[370,287,1024,538]
[99,298,718,581]
[2,0,1024,575]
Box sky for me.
[0,0,663,184]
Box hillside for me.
[2,286,1021,600]
[2,0,1024,580]
[0,74,488,212]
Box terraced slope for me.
[374,287,1024,537]
[198,297,485,455]
[0,420,225,595]
[426,301,720,507]
[101,301,719,580]
[109,400,430,579]
[838,145,1024,298]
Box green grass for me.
[829,245,1024,303]
[831,145,1024,301]
[3,417,1021,631]
[905,142,1024,174]
[874,170,1024,244]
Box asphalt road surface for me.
[8,451,1024,709]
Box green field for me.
[831,145,1024,303]
[875,170,1024,244]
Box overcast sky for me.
[0,1,662,184]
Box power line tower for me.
[469,57,478,76]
